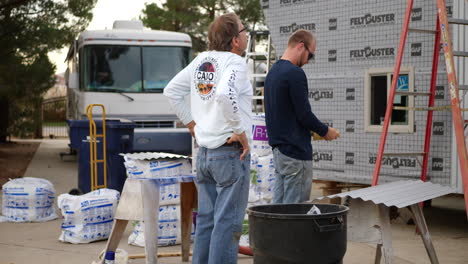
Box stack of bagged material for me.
[124,154,192,179]
[128,205,192,247]
[251,114,272,157]
[249,114,275,206]
[0,177,57,222]
[242,114,276,247]
[254,155,275,202]
[124,152,194,247]
[57,188,120,244]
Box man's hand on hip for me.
[186,121,196,137]
[227,131,250,160]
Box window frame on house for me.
[364,66,415,133]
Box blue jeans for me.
[193,144,250,264]
[272,147,313,203]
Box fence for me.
[42,96,67,138]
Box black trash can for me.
[247,203,349,264]
[67,119,135,193]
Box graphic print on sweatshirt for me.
[194,57,220,101]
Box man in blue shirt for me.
[264,29,340,203]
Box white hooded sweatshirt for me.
[164,51,253,149]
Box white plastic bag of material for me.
[248,184,262,204]
[128,205,195,247]
[248,153,276,204]
[1,177,58,222]
[124,158,192,179]
[250,153,259,169]
[159,182,180,206]
[256,154,275,202]
[307,205,322,215]
[251,114,272,157]
[57,188,120,244]
[239,234,250,247]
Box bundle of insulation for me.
[1,177,57,222]
[249,154,275,204]
[249,114,275,205]
[243,114,276,247]
[122,152,194,247]
[128,205,195,247]
[124,155,192,180]
[251,113,272,157]
[57,188,120,244]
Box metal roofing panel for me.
[120,152,190,160]
[314,180,453,208]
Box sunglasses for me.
[227,27,247,46]
[302,41,315,61]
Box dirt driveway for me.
[0,141,40,187]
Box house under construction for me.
[262,0,468,193]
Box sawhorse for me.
[101,177,197,264]
[347,199,439,264]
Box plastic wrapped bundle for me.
[57,188,120,244]
[124,157,192,179]
[128,205,195,247]
[251,113,272,157]
[1,177,58,222]
[159,182,180,206]
[256,154,276,201]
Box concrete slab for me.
[1,139,467,264]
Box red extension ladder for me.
[371,0,468,219]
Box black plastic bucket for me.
[247,203,349,264]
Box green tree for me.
[0,0,97,141]
[1,52,56,138]
[140,0,264,53]
[141,0,207,52]
[227,0,264,30]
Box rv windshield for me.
[82,45,190,93]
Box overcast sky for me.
[48,0,158,74]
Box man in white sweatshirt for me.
[163,13,252,264]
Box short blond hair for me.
[287,29,315,48]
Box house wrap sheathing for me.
[262,0,468,193]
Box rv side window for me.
[364,67,414,133]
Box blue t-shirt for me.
[264,59,328,160]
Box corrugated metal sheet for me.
[120,152,190,160]
[314,180,454,208]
